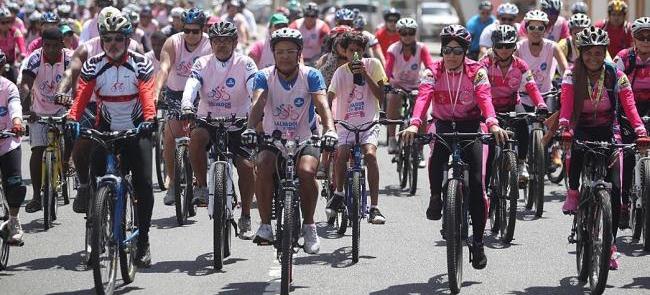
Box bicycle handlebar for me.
[194,115,248,130]
[335,119,402,133]
[78,128,142,147]
[0,130,17,138]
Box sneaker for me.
[25,198,42,213]
[609,245,620,270]
[471,242,488,270]
[426,195,442,220]
[302,224,320,254]
[368,207,386,224]
[253,224,274,245]
[518,161,529,182]
[619,203,630,229]
[562,189,579,214]
[72,185,90,214]
[7,216,24,246]
[238,215,254,240]
[164,186,175,206]
[325,192,344,219]
[135,241,152,268]
[388,138,398,154]
[192,186,208,207]
[316,164,328,180]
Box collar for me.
[106,52,129,66]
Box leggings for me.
[91,136,154,242]
[1,147,25,208]
[428,120,487,243]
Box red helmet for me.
[329,25,352,38]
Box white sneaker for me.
[192,186,208,207]
[8,216,24,245]
[253,223,274,244]
[518,161,529,181]
[238,215,254,240]
[164,187,175,206]
[302,224,320,254]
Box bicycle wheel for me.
[280,189,295,295]
[43,151,56,230]
[488,164,501,234]
[398,143,410,189]
[119,176,137,284]
[154,122,166,191]
[174,145,189,225]
[212,162,227,270]
[529,129,545,217]
[91,185,118,295]
[350,171,362,263]
[576,199,590,282]
[500,151,519,243]
[589,189,612,294]
[408,145,419,196]
[641,160,650,251]
[182,147,195,220]
[445,179,463,294]
[0,191,10,270]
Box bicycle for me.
[194,114,246,270]
[629,117,650,251]
[154,100,168,191]
[567,139,634,295]
[523,111,547,217]
[320,151,348,234]
[387,86,421,195]
[257,131,320,295]
[0,131,17,270]
[173,120,196,226]
[541,90,566,185]
[80,127,143,295]
[335,118,401,263]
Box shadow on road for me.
[369,273,480,295]
[218,282,270,294]
[484,233,519,249]
[316,221,345,240]
[622,276,650,289]
[293,246,375,268]
[7,250,87,272]
[378,185,406,197]
[21,218,51,234]
[616,236,650,258]
[141,252,246,276]
[150,216,196,229]
[507,276,590,295]
[48,285,143,295]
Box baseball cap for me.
[269,13,289,27]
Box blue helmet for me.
[41,12,60,24]
[335,8,355,22]
[182,8,206,26]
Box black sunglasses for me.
[101,35,126,43]
[494,43,516,49]
[500,17,515,22]
[635,35,650,42]
[527,25,546,32]
[0,20,11,25]
[399,30,416,36]
[442,46,465,55]
[183,28,202,35]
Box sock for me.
[335,190,344,195]
[371,205,378,209]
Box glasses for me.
[544,10,560,17]
[387,18,398,23]
[500,17,515,23]
[274,49,300,56]
[101,35,126,43]
[442,46,465,55]
[183,28,202,35]
[210,37,235,44]
[273,24,288,30]
[399,30,416,36]
[0,20,11,25]
[527,25,546,32]
[494,43,516,50]
[635,34,650,42]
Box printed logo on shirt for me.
[246,61,255,71]
[273,103,300,120]
[55,74,62,83]
[176,60,193,77]
[474,69,489,85]
[207,86,232,103]
[410,63,418,70]
[348,86,364,102]
[540,62,547,71]
[311,33,317,40]
[294,97,305,108]
[0,107,8,117]
[508,77,520,89]
[111,81,126,92]
[618,74,631,89]
[226,77,236,88]
[421,69,435,85]
[39,80,58,97]
[524,71,535,83]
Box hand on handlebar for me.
[489,125,509,146]
[559,128,573,150]
[137,120,156,134]
[535,105,549,117]
[636,136,650,153]
[241,128,257,147]
[321,130,338,151]
[54,93,73,107]
[398,125,419,145]
[64,120,80,139]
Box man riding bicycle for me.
[288,2,329,66]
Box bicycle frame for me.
[41,121,65,198]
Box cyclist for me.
[123,7,151,53]
[180,21,257,240]
[558,27,650,270]
[0,6,26,83]
[221,0,249,49]
[26,12,61,55]
[595,0,633,58]
[558,13,592,65]
[79,0,115,42]
[614,17,650,230]
[480,25,548,183]
[326,31,387,224]
[375,8,401,59]
[19,28,73,213]
[385,18,435,156]
[25,11,42,46]
[518,0,570,42]
[479,2,519,59]
[249,13,289,70]
[138,6,159,46]
[316,25,352,87]
[0,48,27,245]
[66,12,156,268]
[161,7,184,37]
[400,24,508,270]
[242,28,337,254]
[153,8,211,206]
[288,2,329,66]
[466,1,495,60]
[351,14,386,67]
[57,3,82,34]
[144,31,167,74]
[570,2,588,16]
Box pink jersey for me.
[182,53,257,117]
[166,32,212,92]
[262,65,319,140]
[0,27,26,62]
[248,39,275,70]
[614,48,650,103]
[290,18,329,60]
[21,48,73,115]
[0,76,22,155]
[329,58,386,126]
[479,55,546,112]
[386,42,431,91]
[559,66,646,136]
[516,38,557,95]
[410,58,498,128]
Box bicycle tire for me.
[0,190,10,270]
[43,151,55,230]
[155,123,167,191]
[351,171,362,263]
[445,179,463,294]
[119,176,137,284]
[182,148,194,220]
[409,145,418,196]
[489,159,501,234]
[213,162,227,270]
[500,151,519,244]
[400,147,410,189]
[589,188,612,295]
[280,190,295,295]
[576,188,590,282]
[59,136,70,205]
[642,160,650,251]
[91,185,118,295]
[530,129,545,217]
[174,145,188,226]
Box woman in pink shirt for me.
[0,7,26,83]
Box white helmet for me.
[524,10,549,24]
[632,17,650,35]
[396,18,417,31]
[569,13,591,29]
[540,0,562,13]
[577,26,610,48]
[497,3,519,16]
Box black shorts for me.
[261,144,321,160]
[197,126,253,161]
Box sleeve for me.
[520,66,546,108]
[26,39,39,55]
[253,71,269,91]
[384,51,395,80]
[419,46,436,70]
[68,60,97,120]
[136,58,156,121]
[473,68,498,127]
[15,30,26,56]
[182,61,203,109]
[479,26,493,48]
[7,83,22,120]
[328,67,341,95]
[410,68,435,127]
[248,41,262,61]
[560,20,571,39]
[558,70,575,130]
[307,69,326,93]
[617,71,646,136]
[20,51,40,78]
[613,51,626,72]
[244,58,259,97]
[370,58,388,84]
[319,22,330,40]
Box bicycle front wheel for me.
[280,190,295,295]
[408,145,419,196]
[576,189,590,282]
[119,176,137,284]
[91,185,118,295]
[43,151,56,230]
[174,145,191,225]
[445,179,463,294]
[212,162,227,270]
[641,160,650,251]
[589,189,612,294]
[1,192,10,270]
[154,122,166,191]
[351,171,362,263]
[398,138,409,189]
[530,129,545,217]
[500,151,519,243]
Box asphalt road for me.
[2,130,650,295]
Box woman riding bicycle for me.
[479,24,547,183]
[558,26,650,270]
[401,24,508,270]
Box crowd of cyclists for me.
[1,0,650,291]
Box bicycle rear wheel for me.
[445,179,463,294]
[641,160,650,251]
[529,129,545,217]
[155,122,166,191]
[500,151,519,243]
[408,145,418,196]
[119,176,137,284]
[91,185,118,295]
[398,143,410,189]
[213,162,227,270]
[576,190,590,282]
[546,146,565,184]
[589,189,612,294]
[350,171,362,263]
[280,190,295,295]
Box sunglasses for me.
[494,43,516,50]
[101,35,126,43]
[442,46,465,55]
[635,35,650,42]
[0,20,11,25]
[399,30,416,36]
[527,25,546,32]
[387,18,399,23]
[500,17,515,23]
[183,28,202,35]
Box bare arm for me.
[553,43,568,76]
[247,89,267,129]
[371,45,386,67]
[57,44,88,95]
[153,38,175,102]
[312,91,334,133]
[18,73,34,113]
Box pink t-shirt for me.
[166,32,212,92]
[385,42,434,91]
[0,76,22,155]
[289,18,329,61]
[479,55,545,112]
[516,38,557,96]
[518,16,570,42]
[248,39,275,70]
[614,48,650,103]
[0,27,26,62]
[21,48,73,115]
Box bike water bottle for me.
[352,52,364,85]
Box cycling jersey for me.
[0,76,21,156]
[516,38,557,95]
[254,65,326,140]
[181,52,257,117]
[375,26,400,58]
[595,20,633,58]
[385,42,435,91]
[20,47,73,115]
[0,27,26,62]
[518,17,570,42]
[79,17,98,43]
[69,51,156,131]
[614,48,650,104]
[289,18,330,61]
[479,54,545,112]
[144,50,160,74]
[410,58,497,128]
[165,32,211,92]
[248,38,275,69]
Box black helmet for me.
[383,7,401,21]
[208,21,237,38]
